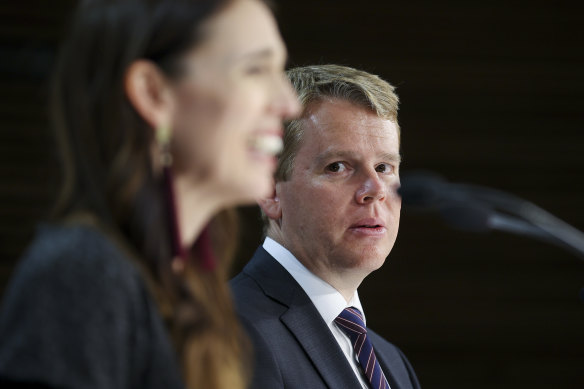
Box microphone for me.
[397,172,450,208]
[398,172,584,260]
[438,201,551,240]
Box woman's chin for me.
[252,178,274,200]
[243,156,277,198]
[216,173,272,208]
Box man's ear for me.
[258,181,282,221]
[125,59,174,130]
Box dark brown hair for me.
[51,0,247,388]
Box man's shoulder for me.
[229,244,295,304]
[229,246,308,337]
[230,270,264,302]
[230,268,288,320]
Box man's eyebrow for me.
[314,150,356,166]
[380,152,402,164]
[314,150,402,165]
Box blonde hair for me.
[276,64,400,182]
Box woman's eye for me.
[326,162,346,173]
[245,64,269,75]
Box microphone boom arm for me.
[399,173,584,261]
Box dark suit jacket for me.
[230,246,421,389]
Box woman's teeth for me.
[249,135,283,155]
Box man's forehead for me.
[304,99,393,132]
[303,106,398,144]
[300,125,400,166]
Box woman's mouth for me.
[248,133,283,156]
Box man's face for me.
[276,98,401,282]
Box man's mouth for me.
[349,219,386,235]
[350,218,385,229]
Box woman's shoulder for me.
[4,221,148,311]
[0,223,182,388]
[19,222,138,282]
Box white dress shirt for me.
[263,237,371,389]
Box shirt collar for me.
[263,237,366,326]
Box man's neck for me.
[266,235,365,303]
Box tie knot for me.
[334,307,367,336]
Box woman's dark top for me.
[0,223,185,389]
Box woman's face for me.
[169,0,300,205]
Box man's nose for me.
[355,171,386,204]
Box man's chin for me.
[346,251,389,273]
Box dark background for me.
[1,1,583,388]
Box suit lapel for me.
[375,348,400,389]
[280,294,363,388]
[369,330,407,389]
[244,247,362,389]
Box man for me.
[231,64,420,389]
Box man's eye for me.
[375,163,392,173]
[326,162,346,173]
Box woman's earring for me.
[157,123,216,273]
[157,124,187,272]
[156,123,173,167]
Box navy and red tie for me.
[334,307,391,389]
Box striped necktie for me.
[335,307,391,389]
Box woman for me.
[0,0,299,388]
